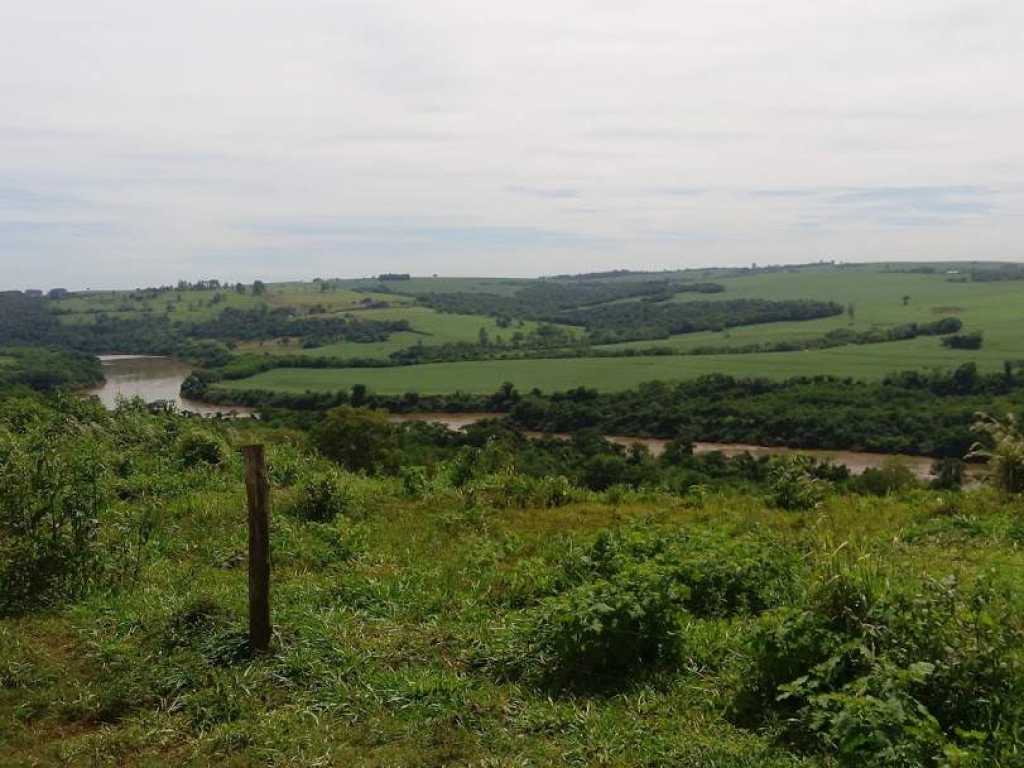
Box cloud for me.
[0,0,1022,288]
[506,186,582,199]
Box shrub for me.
[290,471,348,522]
[489,525,801,687]
[312,405,397,473]
[511,560,690,685]
[0,425,113,615]
[942,332,983,350]
[736,568,1024,765]
[930,457,965,490]
[853,458,918,496]
[766,456,828,510]
[175,429,226,468]
[971,412,1024,495]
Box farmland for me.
[213,264,1024,396]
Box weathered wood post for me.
[242,444,271,653]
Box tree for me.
[847,303,855,323]
[350,383,368,407]
[252,280,266,295]
[312,406,398,473]
[970,413,1024,495]
[902,295,910,306]
[478,327,490,347]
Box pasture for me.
[212,336,998,396]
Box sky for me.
[1,0,1022,289]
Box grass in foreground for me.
[3,397,1024,766]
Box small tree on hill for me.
[312,406,398,474]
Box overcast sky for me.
[1,0,1022,289]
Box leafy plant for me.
[766,456,828,510]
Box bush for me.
[175,429,226,468]
[853,458,919,496]
[290,471,349,522]
[942,332,983,350]
[766,456,828,510]
[736,568,1024,765]
[312,406,398,473]
[510,561,689,686]
[489,525,801,687]
[0,424,113,615]
[971,412,1024,495]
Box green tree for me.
[252,280,266,295]
[312,406,398,473]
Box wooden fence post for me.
[242,444,271,653]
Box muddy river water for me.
[84,355,254,416]
[388,412,954,480]
[84,359,956,479]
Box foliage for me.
[0,414,113,615]
[311,405,398,473]
[737,567,1024,766]
[766,457,828,510]
[175,428,227,468]
[942,332,984,350]
[289,470,349,522]
[971,412,1024,494]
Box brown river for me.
[85,358,953,479]
[84,356,254,416]
[388,413,954,480]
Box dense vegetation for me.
[2,391,1024,766]
[417,278,724,323]
[0,347,103,391]
[0,292,410,360]
[558,298,843,343]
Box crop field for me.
[217,265,1024,395]
[52,288,264,325]
[234,306,579,359]
[212,337,985,395]
[263,283,415,311]
[602,265,1024,361]
[337,276,531,296]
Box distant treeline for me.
[419,279,725,326]
[419,278,843,343]
[0,293,409,358]
[0,346,103,391]
[186,307,409,346]
[188,363,1024,458]
[506,364,1024,457]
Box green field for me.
[213,336,991,395]
[52,283,417,326]
[601,265,1024,363]
[217,265,1024,395]
[337,276,531,296]
[53,288,264,325]
[236,306,578,359]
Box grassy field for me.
[3,397,1024,766]
[601,265,1024,364]
[215,264,1024,394]
[235,306,578,360]
[51,283,412,326]
[52,288,264,325]
[337,276,531,296]
[213,336,993,395]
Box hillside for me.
[2,393,1024,766]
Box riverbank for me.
[388,412,975,480]
[84,355,255,416]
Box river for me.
[83,361,954,478]
[388,412,955,480]
[84,355,254,416]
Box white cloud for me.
[1,0,1022,288]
